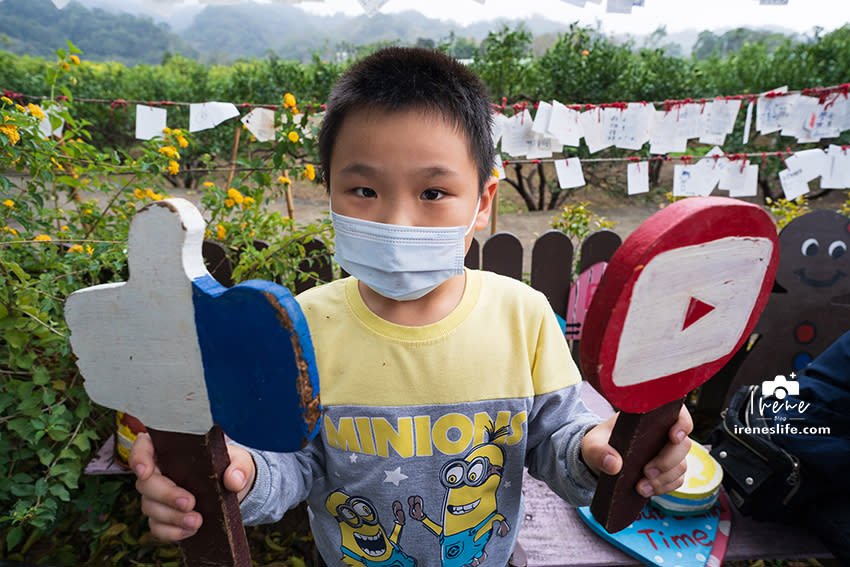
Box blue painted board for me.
[192,275,322,452]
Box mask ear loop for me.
[465,196,483,237]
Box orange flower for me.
[227,188,244,205]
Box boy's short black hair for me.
[318,47,495,194]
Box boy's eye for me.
[353,187,377,198]
[421,188,444,201]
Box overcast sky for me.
[296,0,850,35]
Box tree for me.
[470,23,533,102]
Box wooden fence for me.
[200,228,622,321]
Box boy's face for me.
[328,107,497,252]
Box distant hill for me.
[177,4,581,63]
[0,0,197,65]
[0,0,804,66]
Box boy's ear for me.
[473,176,500,231]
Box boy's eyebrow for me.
[339,162,378,176]
[338,163,460,178]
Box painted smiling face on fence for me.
[776,210,850,295]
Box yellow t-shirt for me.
[241,269,600,567]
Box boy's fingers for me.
[141,497,203,537]
[581,415,622,476]
[224,446,256,501]
[669,406,694,444]
[148,515,202,543]
[638,436,691,497]
[129,432,156,480]
[134,461,196,514]
[597,449,622,476]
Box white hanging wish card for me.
[720,161,759,198]
[532,102,553,136]
[822,145,850,189]
[676,103,703,141]
[580,108,613,154]
[742,101,755,144]
[804,101,842,140]
[614,103,651,150]
[561,0,587,6]
[785,148,828,182]
[649,109,688,154]
[491,112,510,148]
[606,0,633,13]
[754,87,792,134]
[693,147,728,194]
[547,101,584,147]
[135,105,167,141]
[673,163,716,197]
[500,110,535,158]
[627,161,649,195]
[189,101,239,133]
[831,95,850,134]
[555,158,586,189]
[673,164,699,197]
[699,99,742,146]
[779,167,810,200]
[781,96,820,142]
[240,107,276,142]
[526,134,558,159]
[603,107,623,148]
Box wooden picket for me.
[530,230,574,320]
[481,231,524,280]
[577,229,621,272]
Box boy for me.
[132,47,691,567]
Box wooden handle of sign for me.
[147,426,251,567]
[590,398,683,533]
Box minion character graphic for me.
[407,425,510,567]
[325,489,417,567]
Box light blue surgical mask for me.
[330,198,480,301]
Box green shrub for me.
[0,43,331,562]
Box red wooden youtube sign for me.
[580,196,779,533]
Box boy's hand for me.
[129,432,256,542]
[580,406,693,498]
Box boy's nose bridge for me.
[378,195,415,227]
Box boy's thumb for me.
[224,466,248,493]
[584,443,623,477]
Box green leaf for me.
[49,484,70,502]
[102,522,127,538]
[32,366,50,386]
[6,526,24,551]
[34,477,48,497]
[71,434,90,453]
[37,448,54,467]
[5,329,28,349]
